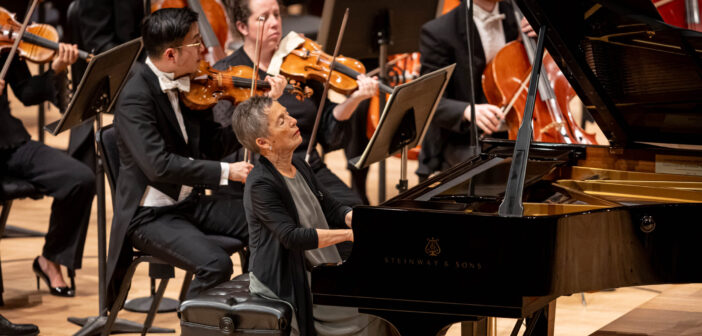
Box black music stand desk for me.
[350,64,455,192]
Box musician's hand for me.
[521,17,536,38]
[464,104,503,135]
[0,79,5,96]
[349,74,378,101]
[51,43,79,73]
[228,161,254,183]
[345,211,353,228]
[265,74,287,100]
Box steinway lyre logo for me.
[425,237,441,257]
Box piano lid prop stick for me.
[498,25,548,217]
[305,8,350,164]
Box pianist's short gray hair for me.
[232,96,272,154]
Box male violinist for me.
[417,0,534,180]
[106,7,286,303]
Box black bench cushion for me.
[179,274,291,336]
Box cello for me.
[482,9,598,144]
[653,0,702,31]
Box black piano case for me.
[179,274,292,336]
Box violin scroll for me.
[287,78,314,101]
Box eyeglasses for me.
[176,39,202,49]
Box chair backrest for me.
[96,125,120,198]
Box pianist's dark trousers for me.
[2,140,95,270]
[128,194,249,299]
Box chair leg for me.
[0,200,12,234]
[0,200,11,307]
[101,256,149,336]
[141,278,169,336]
[0,251,4,307]
[178,272,193,303]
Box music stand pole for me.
[397,146,408,193]
[377,28,388,203]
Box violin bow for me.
[250,15,265,95]
[243,15,266,163]
[305,8,350,164]
[0,0,41,81]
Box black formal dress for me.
[67,0,146,171]
[106,62,248,304]
[417,1,518,178]
[212,48,363,208]
[0,54,94,272]
[244,156,351,336]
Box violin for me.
[0,7,91,63]
[653,0,702,32]
[182,60,311,110]
[280,36,393,96]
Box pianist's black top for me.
[243,155,351,336]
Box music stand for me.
[45,38,173,335]
[350,64,455,193]
[317,0,442,202]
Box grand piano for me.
[311,0,702,335]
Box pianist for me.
[234,96,396,335]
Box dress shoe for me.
[32,256,75,297]
[0,314,38,336]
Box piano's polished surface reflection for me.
[311,0,702,335]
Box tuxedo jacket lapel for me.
[500,2,520,44]
[143,66,190,151]
[457,2,487,74]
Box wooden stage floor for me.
[1,71,700,336]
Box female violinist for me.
[215,0,378,208]
[1,30,95,298]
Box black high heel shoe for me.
[32,257,75,297]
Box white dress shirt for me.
[139,58,229,207]
[472,3,506,64]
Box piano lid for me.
[514,0,702,147]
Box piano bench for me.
[179,273,292,336]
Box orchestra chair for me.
[0,176,46,306]
[97,125,248,334]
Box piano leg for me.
[518,301,556,336]
[460,319,489,336]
